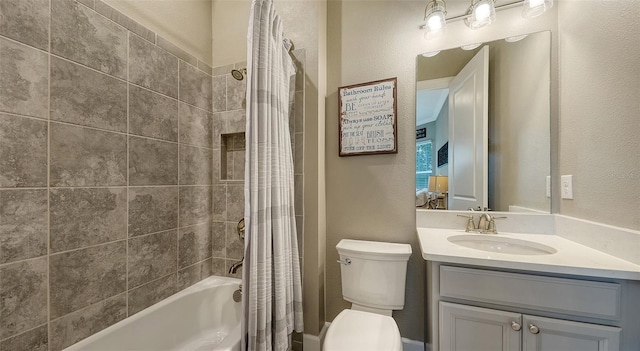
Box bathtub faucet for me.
[228,258,243,274]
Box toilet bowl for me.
[323,239,412,351]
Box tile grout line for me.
[47,0,52,348]
[125,29,130,319]
[177,56,181,289]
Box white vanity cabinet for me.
[440,302,621,351]
[427,264,639,351]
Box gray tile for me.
[0,258,47,339]
[128,230,177,287]
[76,0,94,9]
[180,145,212,186]
[177,258,212,290]
[129,34,178,98]
[212,148,221,184]
[0,190,47,265]
[211,221,226,258]
[212,258,225,276]
[179,61,212,111]
[212,113,224,147]
[128,274,176,316]
[234,61,247,69]
[295,174,303,216]
[226,185,244,223]
[226,222,244,260]
[156,36,197,67]
[212,75,226,113]
[49,241,126,319]
[0,0,49,51]
[94,1,155,44]
[225,109,245,134]
[226,74,245,111]
[232,150,245,181]
[212,185,227,221]
[49,188,126,253]
[0,114,47,187]
[0,38,48,119]
[179,103,212,148]
[129,137,178,186]
[179,186,211,227]
[296,215,303,258]
[197,61,213,75]
[294,133,303,174]
[129,85,178,142]
[294,91,303,133]
[0,324,47,351]
[225,259,242,279]
[128,187,178,237]
[49,294,126,351]
[212,64,234,77]
[50,123,127,186]
[226,151,234,180]
[51,0,127,79]
[50,57,127,132]
[178,223,212,269]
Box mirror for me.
[415,31,550,213]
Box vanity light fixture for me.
[522,0,553,18]
[421,0,553,40]
[424,0,447,39]
[464,0,496,29]
[461,43,483,50]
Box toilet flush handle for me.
[336,258,352,265]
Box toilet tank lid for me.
[337,239,412,260]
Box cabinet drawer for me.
[440,266,621,320]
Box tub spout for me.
[229,259,243,274]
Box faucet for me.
[458,213,507,234]
[228,258,243,274]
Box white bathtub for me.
[65,276,242,351]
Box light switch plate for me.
[546,176,551,198]
[561,175,573,199]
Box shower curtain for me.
[242,0,303,350]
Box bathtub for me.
[64,276,242,351]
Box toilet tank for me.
[336,239,412,310]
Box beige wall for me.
[212,0,251,67]
[326,1,558,341]
[103,0,213,65]
[558,0,640,230]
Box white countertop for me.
[417,227,640,280]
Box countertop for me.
[417,227,640,280]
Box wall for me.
[326,0,558,342]
[103,0,213,65]
[0,0,218,349]
[558,0,640,230]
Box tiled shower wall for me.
[0,0,218,349]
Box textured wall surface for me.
[0,0,220,349]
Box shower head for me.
[231,68,246,81]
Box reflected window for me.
[416,140,433,191]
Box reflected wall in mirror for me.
[416,31,551,213]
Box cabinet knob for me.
[529,324,540,334]
[511,321,521,331]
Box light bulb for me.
[464,0,496,29]
[427,14,444,31]
[522,0,553,18]
[475,3,491,20]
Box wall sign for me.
[437,141,449,167]
[416,127,427,139]
[338,77,398,156]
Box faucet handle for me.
[457,214,476,232]
[485,216,507,234]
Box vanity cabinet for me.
[426,264,639,351]
[440,302,621,351]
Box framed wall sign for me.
[416,127,427,139]
[437,141,449,167]
[338,77,398,156]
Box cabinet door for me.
[522,315,621,351]
[440,302,521,351]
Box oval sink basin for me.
[447,235,557,255]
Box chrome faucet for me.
[458,213,507,234]
[228,258,243,274]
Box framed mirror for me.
[415,31,551,213]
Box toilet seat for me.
[323,309,402,351]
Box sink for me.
[447,234,557,255]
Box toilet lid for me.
[323,310,402,351]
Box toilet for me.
[323,239,412,351]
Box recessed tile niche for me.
[220,132,246,181]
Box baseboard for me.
[303,322,329,351]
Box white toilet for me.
[323,239,412,351]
